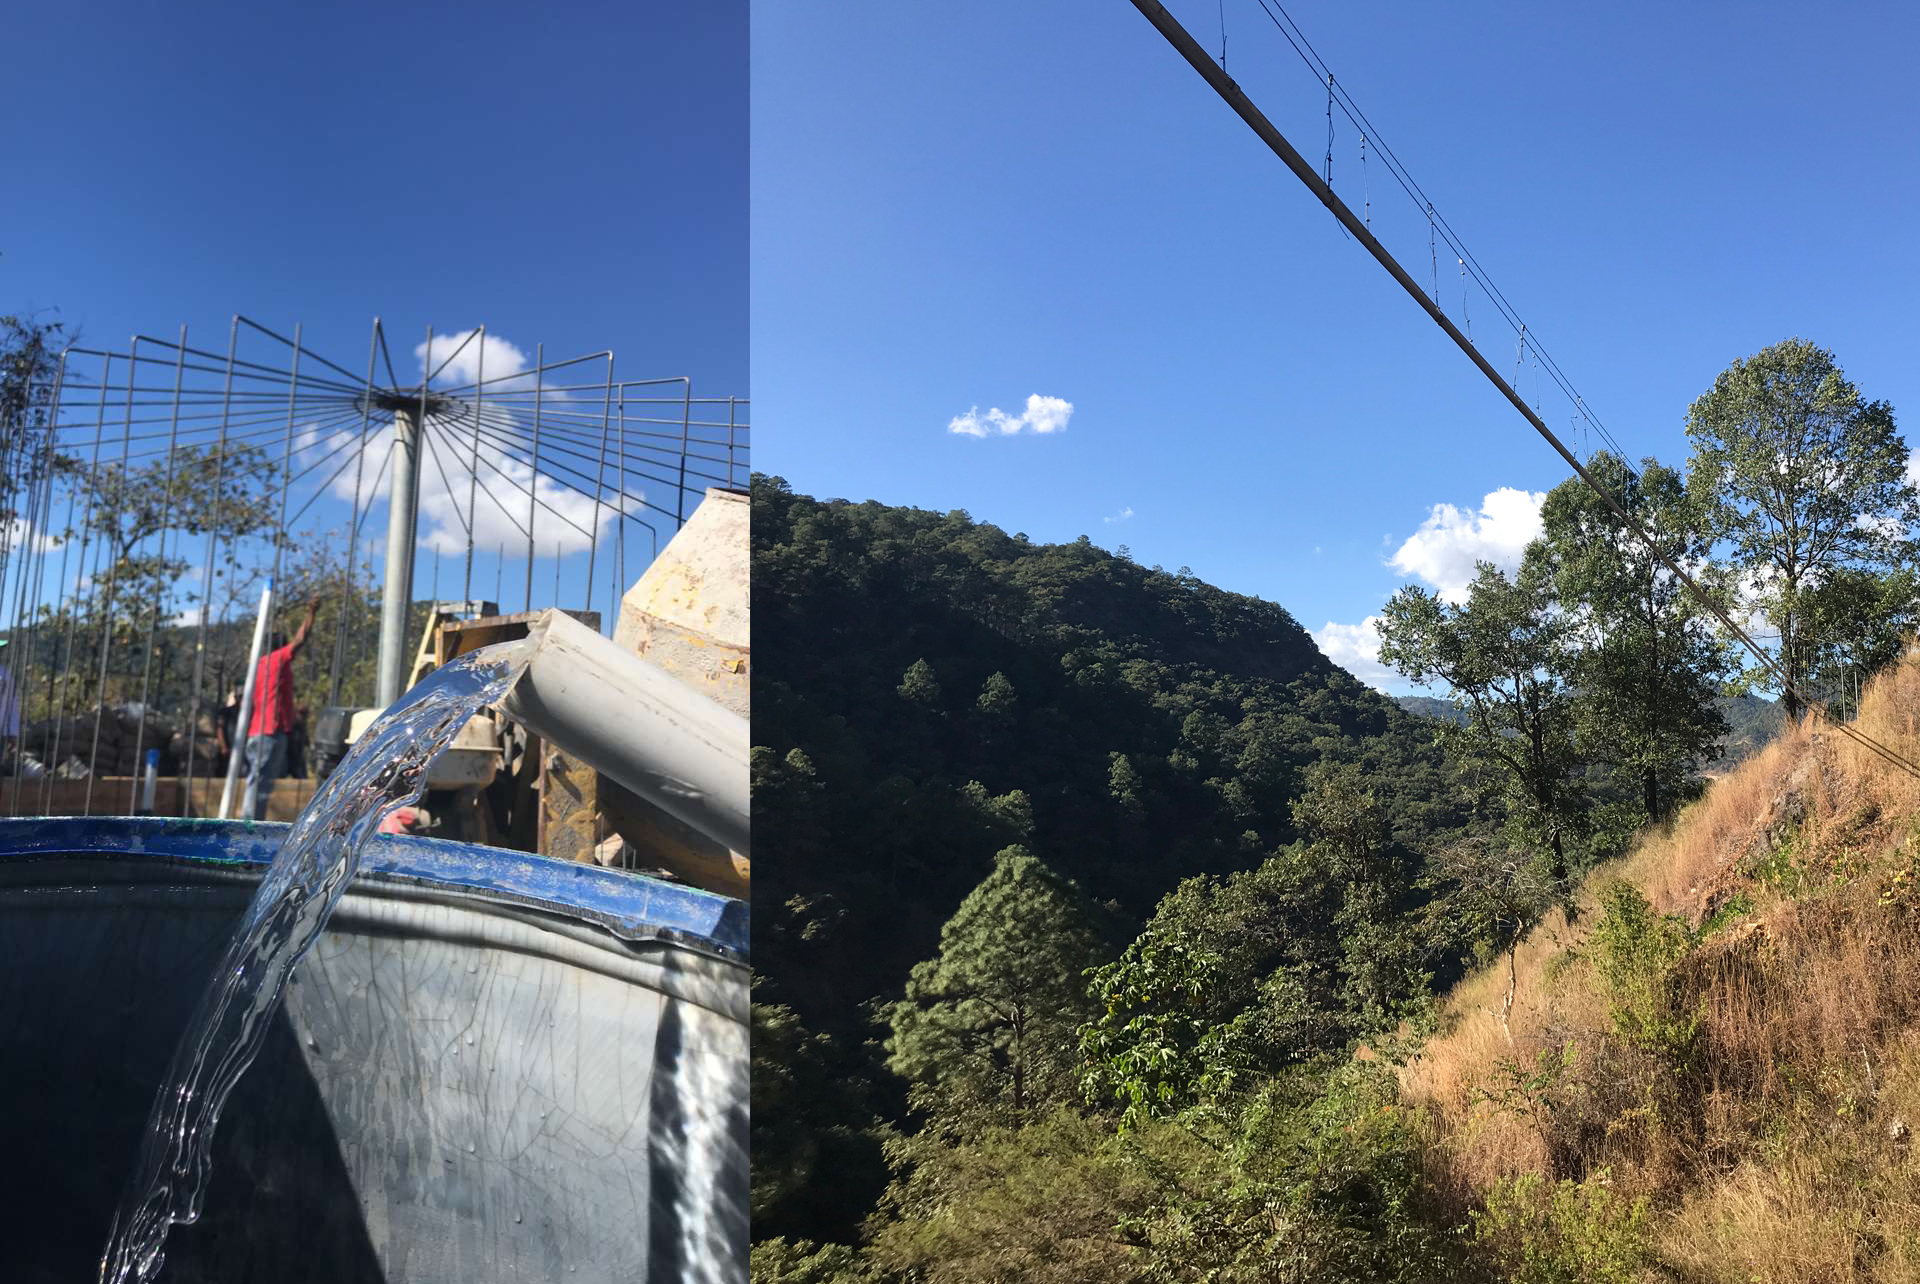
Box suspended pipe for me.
[495,609,749,857]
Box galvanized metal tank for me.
[0,817,748,1283]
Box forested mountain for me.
[751,476,1481,1236]
[754,475,1473,1006]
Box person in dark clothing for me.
[216,688,241,761]
[286,704,310,780]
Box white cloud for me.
[1389,487,1545,602]
[415,329,535,392]
[1312,616,1399,690]
[948,393,1074,438]
[1104,506,1134,524]
[1,518,62,559]
[296,416,633,558]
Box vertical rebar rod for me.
[330,320,381,707]
[553,540,561,607]
[0,386,27,650]
[181,319,240,815]
[12,354,66,814]
[676,377,692,525]
[43,353,113,815]
[495,542,502,609]
[616,384,628,596]
[462,330,484,606]
[583,356,614,618]
[269,323,303,606]
[14,430,58,807]
[86,338,143,812]
[4,352,59,641]
[127,326,189,813]
[524,343,542,612]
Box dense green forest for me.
[751,341,1920,1282]
[751,475,1488,1241]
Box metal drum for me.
[0,817,748,1283]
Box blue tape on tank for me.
[0,816,748,961]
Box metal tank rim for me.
[0,815,749,963]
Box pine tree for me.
[885,846,1103,1130]
[897,657,942,707]
[974,670,1018,720]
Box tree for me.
[1293,762,1422,1023]
[1425,835,1558,1033]
[974,670,1017,721]
[897,657,942,707]
[1801,566,1920,717]
[885,846,1104,1130]
[0,315,68,532]
[1685,339,1918,719]
[1535,453,1728,821]
[751,986,889,1244]
[1378,559,1584,878]
[31,441,278,712]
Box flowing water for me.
[98,641,534,1284]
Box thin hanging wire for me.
[1323,73,1334,185]
[1360,132,1369,230]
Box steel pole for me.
[376,406,422,707]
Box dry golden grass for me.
[1405,649,1920,1279]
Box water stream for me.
[98,640,534,1284]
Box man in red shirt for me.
[242,597,320,821]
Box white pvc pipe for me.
[218,580,274,820]
[496,609,750,857]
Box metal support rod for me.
[128,326,188,813]
[616,384,627,594]
[267,324,303,607]
[331,320,382,707]
[85,339,142,812]
[584,355,614,618]
[463,328,484,605]
[524,343,542,612]
[42,354,114,815]
[376,404,423,708]
[11,355,64,815]
[676,377,691,524]
[181,319,239,814]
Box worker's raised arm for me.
[289,597,321,656]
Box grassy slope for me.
[1404,652,1920,1281]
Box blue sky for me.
[4,0,746,628]
[753,0,1920,692]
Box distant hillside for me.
[1709,692,1787,771]
[1395,692,1782,772]
[1397,695,1470,726]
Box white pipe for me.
[218,580,274,820]
[139,750,158,815]
[496,609,750,857]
